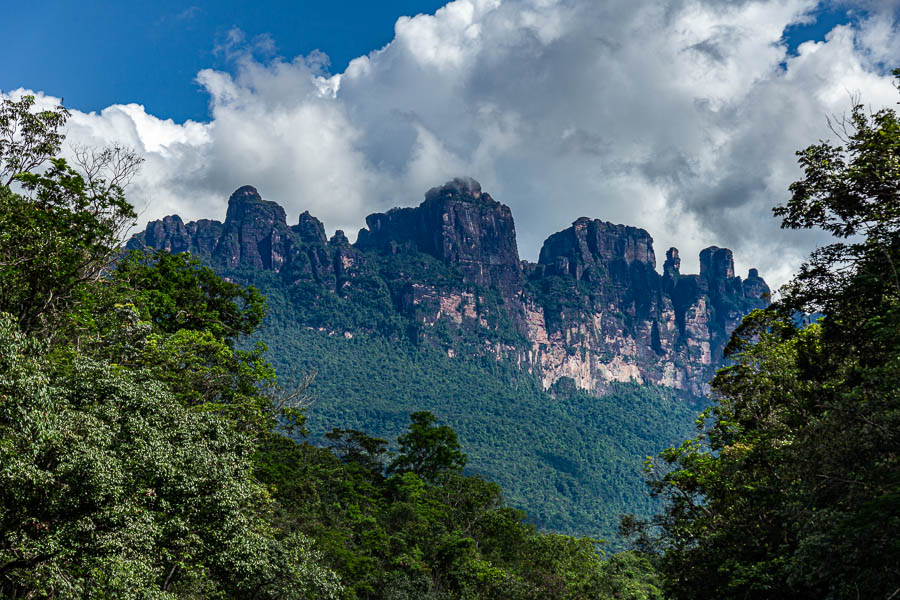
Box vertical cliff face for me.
[129,179,769,396]
[139,215,192,253]
[127,186,351,287]
[212,185,295,272]
[133,215,225,256]
[742,268,769,302]
[280,211,336,286]
[537,218,661,320]
[539,218,656,278]
[521,215,769,394]
[357,177,523,297]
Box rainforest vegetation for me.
[623,72,900,599]
[247,289,701,546]
[1,69,898,598]
[0,95,662,598]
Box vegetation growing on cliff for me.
[3,64,897,598]
[0,94,663,598]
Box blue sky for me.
[2,1,898,289]
[3,1,855,123]
[784,3,862,49]
[2,1,447,122]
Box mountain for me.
[129,178,768,396]
[127,178,769,543]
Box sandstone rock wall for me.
[129,178,769,396]
[357,178,523,296]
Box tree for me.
[0,94,69,186]
[113,250,265,343]
[0,92,341,597]
[0,313,342,598]
[53,249,295,437]
[632,71,900,600]
[0,95,141,336]
[326,427,391,479]
[388,411,467,483]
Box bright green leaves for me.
[778,70,900,319]
[0,173,132,334]
[115,250,264,343]
[73,249,286,436]
[141,330,277,432]
[0,92,344,597]
[0,314,339,598]
[0,106,141,334]
[257,417,655,600]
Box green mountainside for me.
[5,83,895,598]
[126,179,769,545]
[256,284,702,545]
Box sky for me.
[3,0,900,290]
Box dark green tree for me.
[106,250,286,435]
[326,428,391,479]
[0,95,142,338]
[388,411,467,483]
[0,314,342,598]
[633,70,900,599]
[0,159,138,335]
[0,95,340,597]
[114,249,265,342]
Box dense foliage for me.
[226,250,702,546]
[250,305,700,545]
[0,315,339,598]
[0,94,663,598]
[256,416,663,600]
[11,65,895,597]
[627,72,900,598]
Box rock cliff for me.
[129,179,769,396]
[522,218,768,394]
[357,178,523,296]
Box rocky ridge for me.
[128,178,769,396]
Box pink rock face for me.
[128,179,770,397]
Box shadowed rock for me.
[127,179,770,396]
[357,177,523,295]
[213,186,293,271]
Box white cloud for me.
[5,0,900,290]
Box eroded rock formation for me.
[129,178,769,396]
[357,178,523,296]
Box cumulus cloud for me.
[5,0,900,290]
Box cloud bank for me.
[6,0,900,289]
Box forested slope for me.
[625,72,900,600]
[0,93,665,599]
[258,308,701,543]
